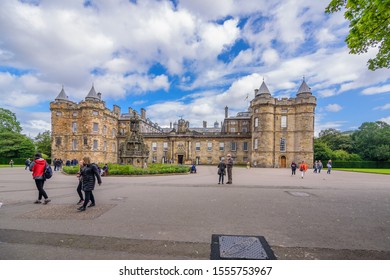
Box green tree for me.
[314,139,334,161]
[0,108,22,133]
[318,128,353,153]
[325,0,390,70]
[35,130,51,158]
[351,121,390,160]
[0,131,35,159]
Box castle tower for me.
[250,78,316,167]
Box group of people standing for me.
[217,154,234,184]
[291,159,333,178]
[29,154,102,212]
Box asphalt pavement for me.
[1,166,389,259]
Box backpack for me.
[44,164,53,179]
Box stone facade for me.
[50,79,316,167]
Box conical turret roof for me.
[85,85,100,101]
[297,79,312,94]
[55,86,69,102]
[255,80,271,97]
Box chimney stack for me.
[225,106,228,118]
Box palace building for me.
[50,78,316,168]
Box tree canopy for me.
[0,108,22,133]
[35,130,51,158]
[325,0,390,70]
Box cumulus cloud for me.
[362,84,390,95]
[325,104,342,112]
[0,0,390,137]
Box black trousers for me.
[218,173,225,183]
[82,191,95,208]
[77,181,84,200]
[35,179,48,200]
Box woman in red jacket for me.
[30,153,51,204]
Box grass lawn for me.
[0,165,24,168]
[334,168,390,175]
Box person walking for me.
[25,158,31,170]
[226,154,233,184]
[291,161,297,175]
[217,158,226,184]
[299,160,308,179]
[318,160,323,173]
[76,160,85,205]
[29,153,51,204]
[77,157,102,212]
[9,159,14,167]
[313,160,318,173]
[327,160,332,174]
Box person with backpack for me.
[29,153,51,204]
[217,158,226,184]
[299,160,308,179]
[77,157,102,212]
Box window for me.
[56,137,62,146]
[152,142,157,151]
[112,128,116,137]
[281,116,287,128]
[112,143,116,152]
[230,121,236,125]
[207,142,212,151]
[72,122,77,133]
[196,142,200,151]
[72,112,78,117]
[103,125,107,135]
[83,137,88,146]
[243,157,248,162]
[93,111,99,116]
[230,127,236,133]
[93,122,99,132]
[280,138,286,152]
[56,111,62,116]
[103,141,107,151]
[254,138,258,150]
[231,142,237,151]
[72,139,77,150]
[243,142,248,151]
[254,117,259,128]
[120,128,125,135]
[207,157,212,163]
[219,142,224,151]
[242,127,248,133]
[163,142,168,151]
[93,140,98,150]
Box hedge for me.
[63,163,190,175]
[332,161,390,169]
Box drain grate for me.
[210,234,276,260]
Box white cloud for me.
[325,104,342,112]
[379,116,390,125]
[374,104,390,110]
[362,84,390,95]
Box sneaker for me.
[34,200,42,204]
[77,200,84,205]
[77,206,86,211]
[88,203,95,208]
[43,199,51,204]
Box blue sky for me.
[0,0,389,137]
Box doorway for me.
[280,156,287,168]
[178,155,184,164]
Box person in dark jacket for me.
[77,157,102,212]
[76,160,85,205]
[217,158,226,184]
[291,161,297,176]
[29,153,51,204]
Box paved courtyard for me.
[0,166,390,259]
